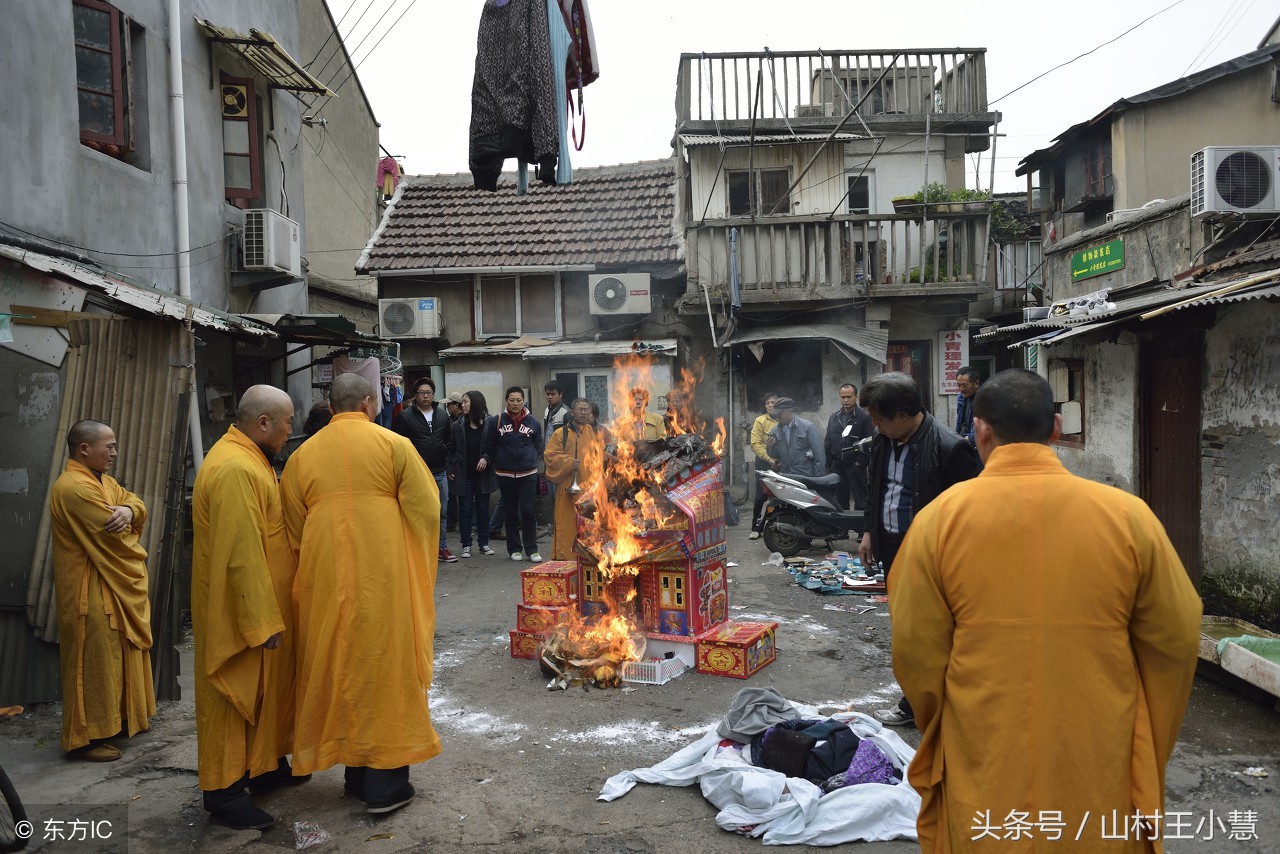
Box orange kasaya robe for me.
[49,458,155,752]
[889,443,1203,853]
[191,425,296,790]
[543,423,601,561]
[280,411,442,775]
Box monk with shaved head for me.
[49,419,155,762]
[281,370,441,817]
[192,384,303,829]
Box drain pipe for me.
[169,0,204,471]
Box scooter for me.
[756,468,865,557]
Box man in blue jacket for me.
[393,377,457,563]
[480,387,545,562]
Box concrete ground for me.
[1,516,1278,853]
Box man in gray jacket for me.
[766,398,825,478]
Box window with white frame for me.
[846,172,875,214]
[475,273,561,337]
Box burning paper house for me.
[509,354,776,686]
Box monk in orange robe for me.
[192,385,305,830]
[543,398,601,560]
[889,369,1202,853]
[49,420,155,761]
[281,373,441,816]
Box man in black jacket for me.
[824,383,874,511]
[856,372,981,727]
[393,377,458,563]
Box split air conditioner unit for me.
[378,297,443,338]
[588,273,651,315]
[241,209,301,277]
[1191,146,1280,218]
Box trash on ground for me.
[1242,767,1269,777]
[294,821,331,850]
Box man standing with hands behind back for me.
[889,369,1201,851]
[192,385,307,830]
[281,373,441,816]
[49,420,155,762]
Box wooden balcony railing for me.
[676,49,989,126]
[686,210,991,301]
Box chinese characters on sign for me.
[938,330,968,396]
[970,809,1259,842]
[1070,238,1125,283]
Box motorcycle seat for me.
[785,472,842,489]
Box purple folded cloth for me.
[843,739,897,786]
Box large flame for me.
[544,349,724,685]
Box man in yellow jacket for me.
[49,420,155,761]
[889,369,1202,852]
[192,385,304,830]
[281,373,441,816]
[543,398,601,560]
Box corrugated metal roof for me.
[1003,269,1280,347]
[196,19,334,96]
[522,339,677,360]
[0,243,276,338]
[679,132,862,147]
[727,323,888,364]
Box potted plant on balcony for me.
[910,183,992,217]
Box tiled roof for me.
[358,159,682,273]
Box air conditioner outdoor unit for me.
[241,209,301,277]
[588,273,651,315]
[378,297,443,338]
[1191,146,1280,218]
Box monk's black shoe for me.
[248,769,312,796]
[210,803,275,831]
[366,782,415,815]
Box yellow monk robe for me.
[889,444,1202,853]
[280,411,442,775]
[543,423,601,560]
[191,425,296,790]
[49,459,155,752]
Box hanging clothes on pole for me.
[557,0,599,153]
[469,0,559,192]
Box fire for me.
[537,347,724,687]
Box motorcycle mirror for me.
[841,425,852,437]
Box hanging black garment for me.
[469,0,559,191]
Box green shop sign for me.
[1071,239,1125,282]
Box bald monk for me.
[49,420,155,761]
[280,373,441,816]
[192,385,307,830]
[542,398,601,560]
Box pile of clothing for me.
[599,687,920,845]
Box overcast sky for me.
[320,0,1277,193]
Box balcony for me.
[685,209,991,305]
[676,49,995,148]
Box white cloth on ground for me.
[598,710,920,846]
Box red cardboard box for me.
[520,561,579,607]
[696,620,778,679]
[516,604,572,635]
[509,630,546,660]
